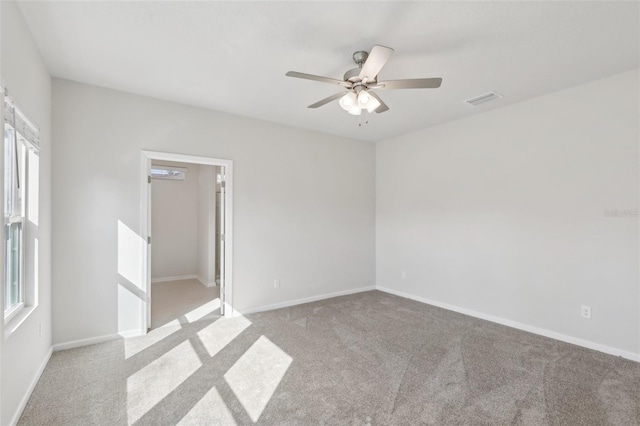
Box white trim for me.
[52,329,143,352]
[119,329,145,339]
[3,305,35,339]
[151,275,198,283]
[376,286,640,362]
[4,301,25,325]
[9,346,52,426]
[196,275,217,288]
[151,274,218,287]
[53,333,120,352]
[237,286,376,316]
[52,287,376,349]
[141,150,234,334]
[0,81,4,342]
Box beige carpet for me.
[19,291,640,425]
[151,279,220,329]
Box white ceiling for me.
[17,1,640,142]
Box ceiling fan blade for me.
[368,91,389,113]
[375,78,442,90]
[307,92,346,109]
[358,45,394,81]
[286,71,352,88]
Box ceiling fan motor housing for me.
[344,68,361,83]
[344,50,372,83]
[352,50,368,65]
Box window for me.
[3,89,39,322]
[150,165,186,181]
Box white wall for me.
[151,161,219,285]
[0,1,53,424]
[377,69,640,358]
[196,164,217,286]
[151,161,199,279]
[52,79,375,345]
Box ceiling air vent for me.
[464,91,502,106]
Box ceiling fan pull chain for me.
[358,110,370,127]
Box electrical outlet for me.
[401,271,406,279]
[274,279,280,288]
[581,305,591,319]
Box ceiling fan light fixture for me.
[357,91,370,107]
[347,105,362,115]
[365,96,381,113]
[339,92,357,111]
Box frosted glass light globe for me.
[357,91,370,107]
[366,97,381,113]
[339,92,357,111]
[348,105,361,115]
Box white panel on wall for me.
[52,79,375,345]
[197,164,217,286]
[151,161,199,279]
[376,69,640,357]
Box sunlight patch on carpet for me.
[177,386,237,425]
[184,298,221,323]
[127,340,202,423]
[224,336,292,422]
[197,314,252,358]
[124,323,182,359]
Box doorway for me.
[140,151,233,333]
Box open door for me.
[217,170,226,316]
[141,151,233,334]
[146,161,152,330]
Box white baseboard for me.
[196,275,217,288]
[238,285,376,316]
[152,275,215,287]
[52,328,145,352]
[53,332,119,351]
[376,286,640,362]
[10,346,52,426]
[119,329,145,339]
[151,275,198,283]
[53,287,376,349]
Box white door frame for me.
[140,150,234,333]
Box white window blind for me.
[151,165,186,181]
[4,89,40,149]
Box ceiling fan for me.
[285,45,442,116]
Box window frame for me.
[3,90,38,323]
[3,121,26,321]
[4,222,24,323]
